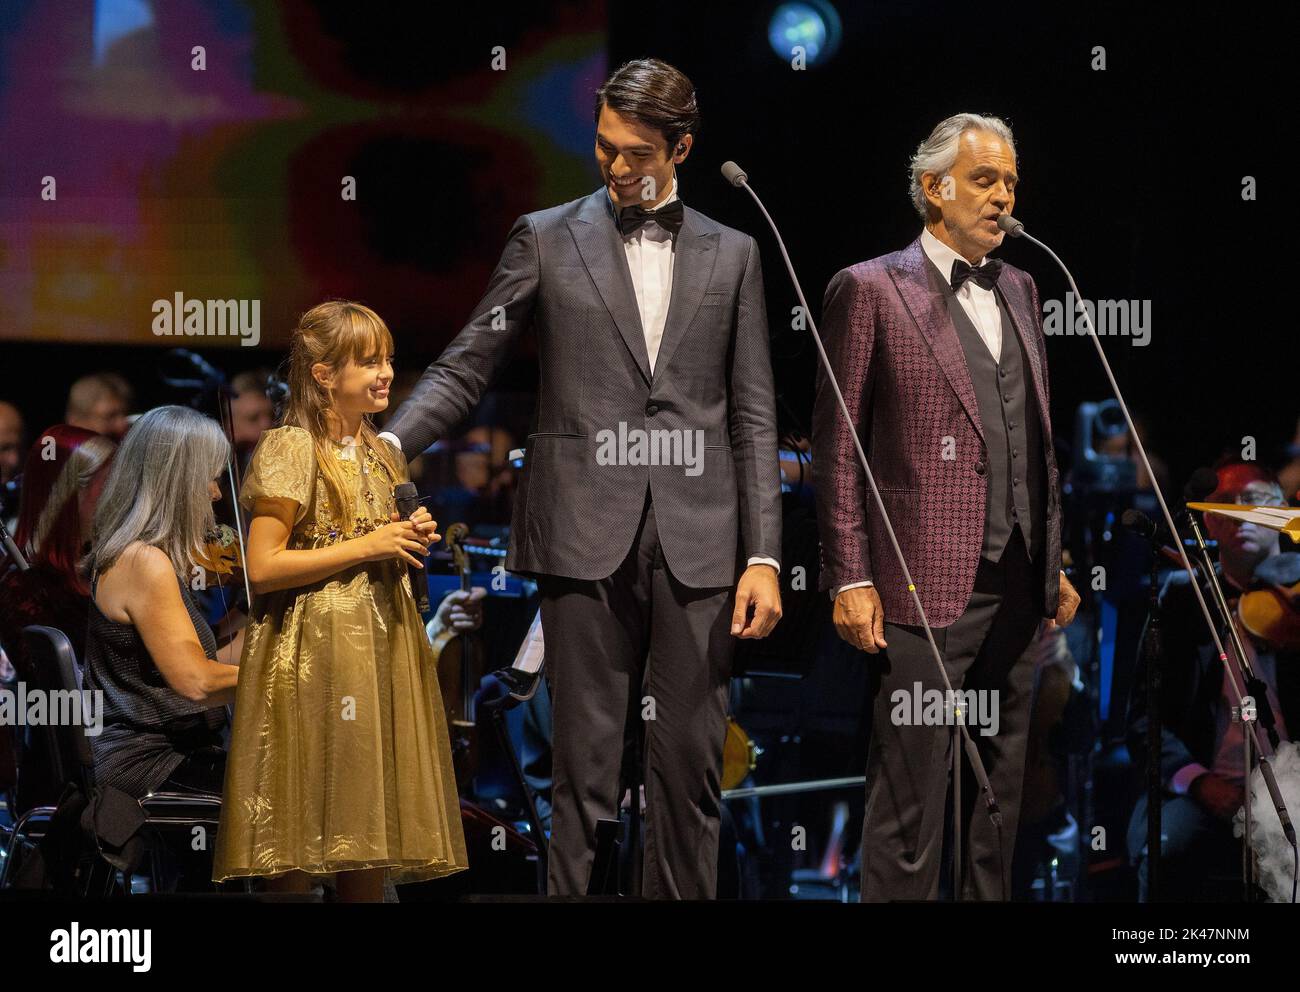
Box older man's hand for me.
[1047,572,1080,630]
[834,586,888,653]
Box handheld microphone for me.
[393,482,430,614]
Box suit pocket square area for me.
[700,291,728,307]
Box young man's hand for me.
[732,564,782,638]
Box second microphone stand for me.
[1003,216,1296,898]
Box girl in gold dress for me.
[212,301,468,900]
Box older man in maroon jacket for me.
[813,113,1080,902]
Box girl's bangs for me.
[345,307,393,363]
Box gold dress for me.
[212,426,468,884]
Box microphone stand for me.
[1181,508,1281,901]
[1004,216,1297,891]
[164,349,252,733]
[1184,511,1281,748]
[214,378,254,611]
[1,516,28,572]
[163,349,254,611]
[726,162,1003,901]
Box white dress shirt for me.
[614,175,678,375]
[611,176,776,574]
[920,227,1002,361]
[383,174,778,574]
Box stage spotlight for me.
[93,0,154,65]
[767,1,842,66]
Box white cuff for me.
[830,579,873,600]
[747,556,779,574]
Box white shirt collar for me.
[920,227,991,285]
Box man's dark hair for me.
[593,58,700,150]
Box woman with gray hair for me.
[82,405,239,801]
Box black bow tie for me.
[616,199,684,238]
[950,257,1003,292]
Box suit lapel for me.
[889,238,984,441]
[652,208,719,382]
[568,191,652,385]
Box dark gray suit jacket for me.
[386,187,782,588]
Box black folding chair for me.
[1,625,225,894]
[0,625,99,890]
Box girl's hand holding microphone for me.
[362,507,440,568]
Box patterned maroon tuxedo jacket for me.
[812,236,1062,627]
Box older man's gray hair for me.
[908,113,1016,221]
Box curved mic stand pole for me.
[726,163,1003,901]
[1005,216,1297,898]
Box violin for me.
[192,523,250,657]
[1157,544,1300,651]
[194,523,245,581]
[1237,582,1300,650]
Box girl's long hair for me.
[88,406,230,582]
[281,300,405,522]
[15,424,117,595]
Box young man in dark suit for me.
[383,59,783,899]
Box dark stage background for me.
[604,0,1291,488]
[1,0,1295,906]
[0,0,1291,489]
